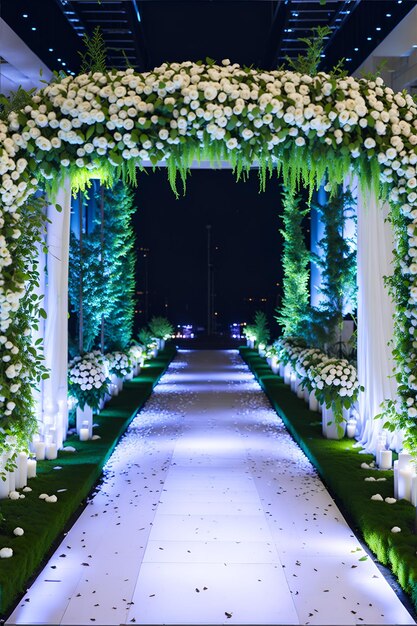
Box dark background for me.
[133,169,285,333]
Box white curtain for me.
[356,189,399,453]
[41,180,72,448]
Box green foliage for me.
[148,316,174,340]
[285,26,332,75]
[68,182,137,354]
[303,187,357,353]
[0,193,48,453]
[0,86,36,122]
[137,327,154,350]
[253,311,270,345]
[78,26,108,74]
[275,188,310,336]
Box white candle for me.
[379,450,393,471]
[0,474,9,499]
[15,452,27,489]
[27,458,37,479]
[393,459,399,499]
[45,434,53,446]
[398,468,413,501]
[412,475,417,506]
[398,452,412,470]
[34,441,45,461]
[45,443,57,461]
[79,427,89,442]
[346,422,356,438]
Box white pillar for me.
[356,189,398,453]
[41,181,71,446]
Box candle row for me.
[0,453,37,499]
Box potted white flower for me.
[68,352,110,439]
[295,348,328,407]
[308,358,362,439]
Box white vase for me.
[303,387,310,403]
[296,379,304,399]
[279,363,285,378]
[271,356,279,375]
[283,364,292,385]
[266,356,272,367]
[322,406,346,440]
[116,377,124,393]
[124,370,133,381]
[160,338,166,351]
[309,390,319,412]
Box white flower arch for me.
[1,59,417,448]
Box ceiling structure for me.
[1,0,417,81]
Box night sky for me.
[133,168,285,332]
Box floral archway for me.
[1,59,417,451]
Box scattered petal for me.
[370,494,383,501]
[391,526,402,533]
[13,527,24,537]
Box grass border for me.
[0,344,176,616]
[240,346,417,614]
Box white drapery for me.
[356,189,399,453]
[37,181,71,448]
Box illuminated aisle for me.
[7,351,415,626]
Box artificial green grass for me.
[0,344,176,616]
[240,347,417,612]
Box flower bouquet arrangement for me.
[273,337,306,368]
[106,351,134,379]
[129,343,143,364]
[68,352,110,410]
[308,357,362,424]
[295,348,328,389]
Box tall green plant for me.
[275,188,310,336]
[304,187,357,351]
[253,311,270,345]
[68,182,137,354]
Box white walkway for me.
[7,350,415,625]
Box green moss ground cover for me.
[241,347,417,612]
[0,344,176,616]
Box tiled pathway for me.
[7,350,416,625]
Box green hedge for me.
[240,347,417,612]
[0,344,176,616]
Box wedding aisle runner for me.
[7,350,415,625]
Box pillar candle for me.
[27,458,37,479]
[0,474,9,499]
[393,459,399,499]
[411,475,417,507]
[34,441,45,461]
[346,421,356,438]
[398,468,413,501]
[79,427,89,442]
[379,449,393,471]
[15,452,28,489]
[398,452,412,470]
[45,443,57,461]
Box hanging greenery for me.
[302,187,357,353]
[98,183,136,352]
[275,188,310,336]
[68,231,105,353]
[68,182,136,354]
